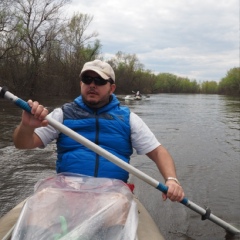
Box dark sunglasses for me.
[81,76,113,86]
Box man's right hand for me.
[21,100,49,128]
[13,100,49,149]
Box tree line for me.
[0,0,239,97]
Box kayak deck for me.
[135,197,165,240]
[0,199,27,240]
[0,197,165,240]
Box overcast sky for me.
[65,0,239,82]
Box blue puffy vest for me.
[56,94,133,182]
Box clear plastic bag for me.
[11,173,138,240]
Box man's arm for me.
[147,145,185,202]
[13,100,49,149]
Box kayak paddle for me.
[0,86,239,235]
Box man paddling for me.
[13,59,185,202]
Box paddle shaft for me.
[1,86,239,235]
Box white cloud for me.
[65,0,239,81]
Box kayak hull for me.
[0,197,165,240]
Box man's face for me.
[80,71,116,108]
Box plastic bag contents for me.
[11,173,138,240]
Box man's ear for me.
[110,84,116,93]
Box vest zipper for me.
[94,113,100,177]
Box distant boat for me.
[124,91,150,101]
[124,95,142,101]
[134,95,142,100]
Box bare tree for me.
[61,13,99,64]
[57,12,100,95]
[12,0,70,94]
[0,0,21,59]
[109,51,144,93]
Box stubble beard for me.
[82,91,111,109]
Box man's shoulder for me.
[62,100,76,108]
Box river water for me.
[0,94,239,240]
